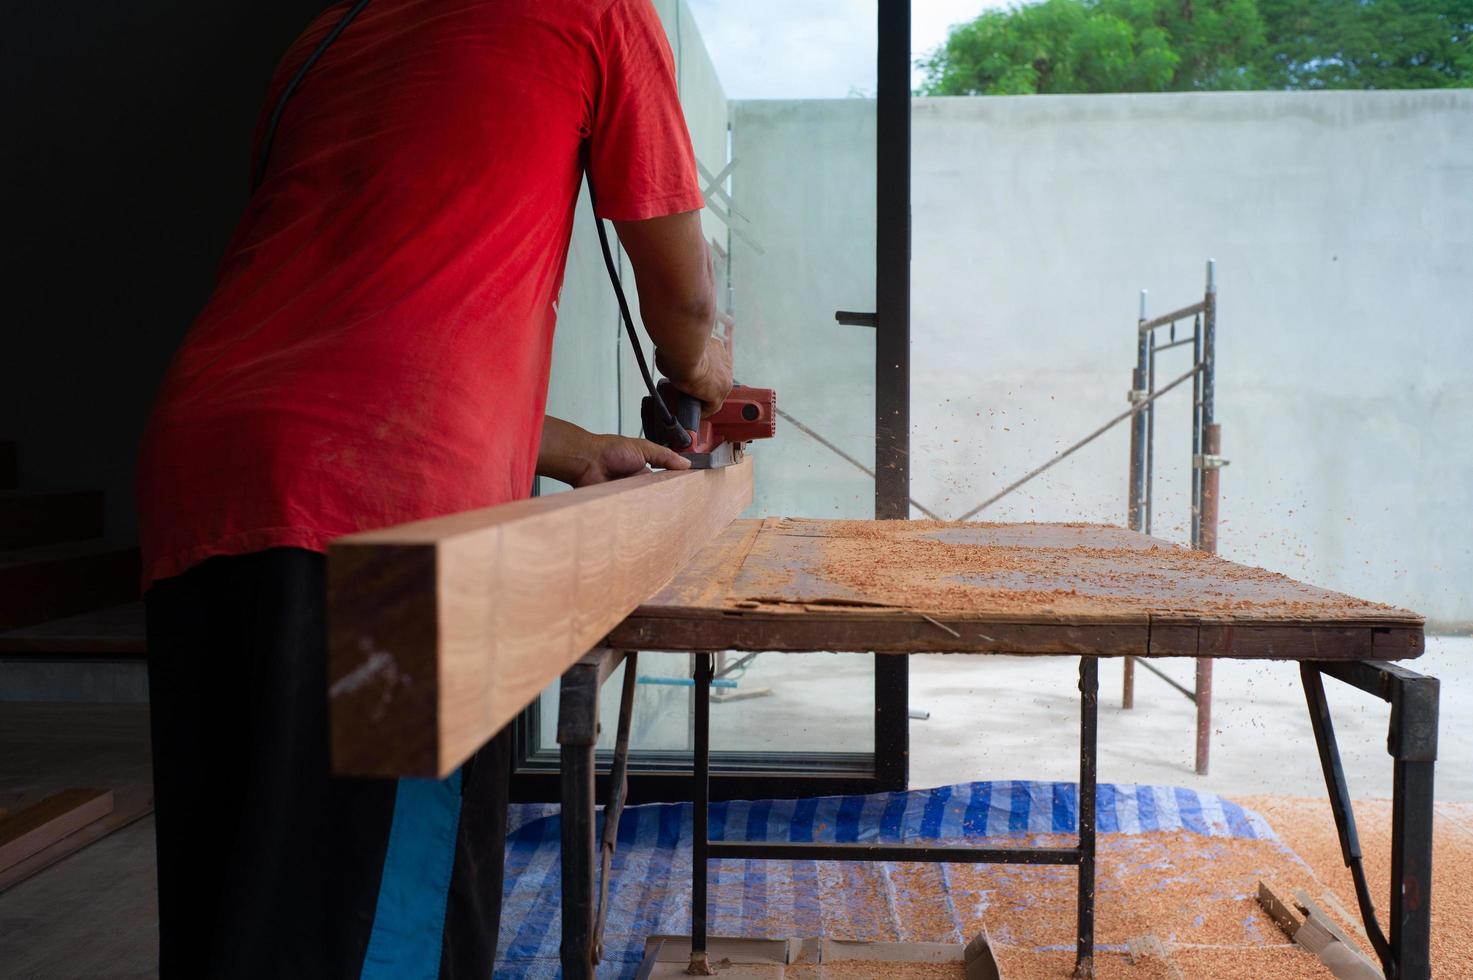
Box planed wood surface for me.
[0,789,114,874]
[328,458,754,778]
[607,518,1424,660]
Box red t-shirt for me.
[137,0,703,586]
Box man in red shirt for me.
[137,1,731,975]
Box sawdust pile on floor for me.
[1241,796,1473,978]
[801,519,1401,619]
[753,798,1473,978]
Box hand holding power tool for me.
[656,317,734,418]
[642,312,776,469]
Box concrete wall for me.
[733,90,1473,624]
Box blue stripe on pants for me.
[360,770,464,980]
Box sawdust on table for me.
[790,519,1405,619]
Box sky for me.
[685,0,1011,99]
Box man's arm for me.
[537,415,690,487]
[614,211,733,414]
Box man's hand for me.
[655,316,733,417]
[537,416,690,489]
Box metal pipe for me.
[689,654,713,974]
[1200,424,1222,555]
[1135,657,1198,702]
[593,653,639,964]
[1190,315,1203,549]
[1195,420,1222,775]
[1145,330,1156,535]
[1202,260,1216,428]
[1138,301,1207,333]
[1152,335,1196,352]
[706,841,1082,865]
[1127,292,1148,532]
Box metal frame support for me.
[688,654,1100,979]
[1301,659,1438,980]
[1121,261,1221,777]
[558,649,638,980]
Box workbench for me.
[557,519,1435,979]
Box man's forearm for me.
[536,416,594,487]
[613,211,715,380]
[637,248,715,380]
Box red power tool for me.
[640,323,776,469]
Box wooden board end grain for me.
[0,788,114,874]
[328,458,753,778]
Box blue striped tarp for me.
[494,781,1273,978]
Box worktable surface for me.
[606,519,1423,660]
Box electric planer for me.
[640,325,776,469]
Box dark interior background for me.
[2,1,331,543]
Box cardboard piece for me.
[1256,880,1383,980]
[638,933,982,978]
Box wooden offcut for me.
[0,789,114,874]
[328,458,753,778]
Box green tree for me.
[1255,0,1473,89]
[919,0,1473,94]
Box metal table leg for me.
[558,649,634,980]
[1301,660,1438,980]
[690,652,714,974]
[1074,656,1098,980]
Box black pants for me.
[146,548,510,979]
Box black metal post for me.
[558,660,600,980]
[1302,660,1439,980]
[1300,664,1392,968]
[690,653,713,975]
[1388,668,1438,980]
[874,0,914,792]
[874,0,911,521]
[1075,657,1098,980]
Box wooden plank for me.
[328,458,753,778]
[0,789,151,893]
[0,789,114,874]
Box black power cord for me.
[251,0,684,444]
[586,183,687,445]
[253,0,375,193]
